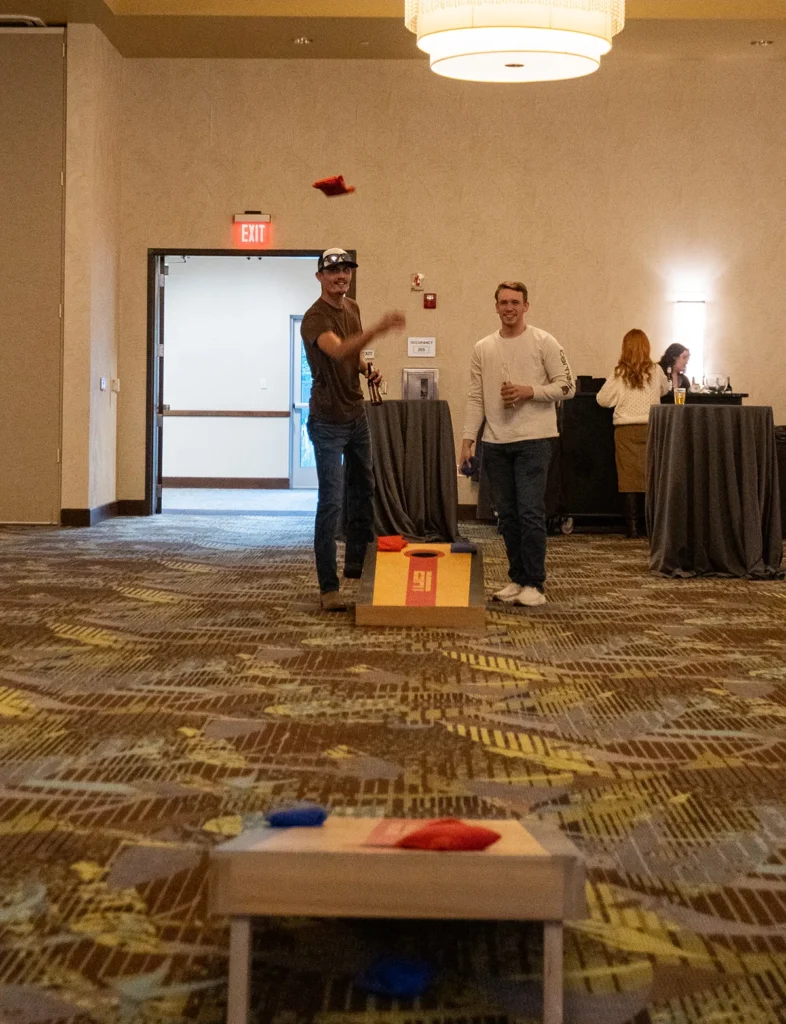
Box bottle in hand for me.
[367,361,383,405]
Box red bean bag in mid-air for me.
[313,174,355,196]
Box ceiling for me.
[6,0,786,58]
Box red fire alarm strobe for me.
[424,293,437,309]
[233,212,271,248]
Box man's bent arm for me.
[532,338,576,402]
[316,311,404,363]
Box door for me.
[146,255,167,514]
[0,31,65,523]
[290,315,318,488]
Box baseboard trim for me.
[162,477,290,489]
[61,502,118,528]
[117,500,147,517]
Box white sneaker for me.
[492,582,522,603]
[513,586,547,607]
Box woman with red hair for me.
[597,329,670,537]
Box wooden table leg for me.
[227,916,252,1024]
[543,920,563,1024]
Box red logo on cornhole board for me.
[404,550,442,606]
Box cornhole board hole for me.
[355,542,485,627]
[210,817,587,1024]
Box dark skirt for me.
[614,424,648,492]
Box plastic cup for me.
[674,388,686,406]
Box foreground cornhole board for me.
[355,542,485,627]
[210,817,587,1024]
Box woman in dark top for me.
[659,343,691,392]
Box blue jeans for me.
[482,438,553,591]
[308,414,375,594]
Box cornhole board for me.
[210,817,587,1024]
[355,542,485,627]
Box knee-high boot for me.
[623,492,639,538]
[636,492,648,538]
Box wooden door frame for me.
[144,248,357,515]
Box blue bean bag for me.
[265,804,328,828]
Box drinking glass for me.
[674,388,687,406]
[502,361,515,409]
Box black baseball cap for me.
[318,248,358,271]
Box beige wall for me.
[115,55,786,502]
[63,23,123,510]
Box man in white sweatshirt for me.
[460,282,575,606]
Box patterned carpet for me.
[1,515,785,1024]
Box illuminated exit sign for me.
[233,212,271,248]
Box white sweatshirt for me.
[462,326,575,444]
[596,366,671,425]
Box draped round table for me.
[646,405,783,577]
[366,399,458,543]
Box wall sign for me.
[408,337,436,358]
[233,213,271,248]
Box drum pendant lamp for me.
[404,0,625,83]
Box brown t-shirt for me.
[301,296,365,424]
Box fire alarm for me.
[424,293,437,309]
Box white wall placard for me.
[362,348,375,360]
[407,336,436,357]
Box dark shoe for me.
[320,591,348,611]
[343,564,363,579]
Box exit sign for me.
[233,213,271,248]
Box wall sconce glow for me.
[404,0,625,83]
[673,295,706,382]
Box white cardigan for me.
[596,366,671,425]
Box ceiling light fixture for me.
[293,37,313,45]
[750,39,773,46]
[405,0,625,83]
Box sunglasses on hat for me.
[318,250,358,271]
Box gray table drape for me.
[367,400,458,542]
[646,405,783,578]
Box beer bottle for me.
[366,361,382,405]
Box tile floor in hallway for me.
[162,488,318,514]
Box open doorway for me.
[145,249,356,515]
